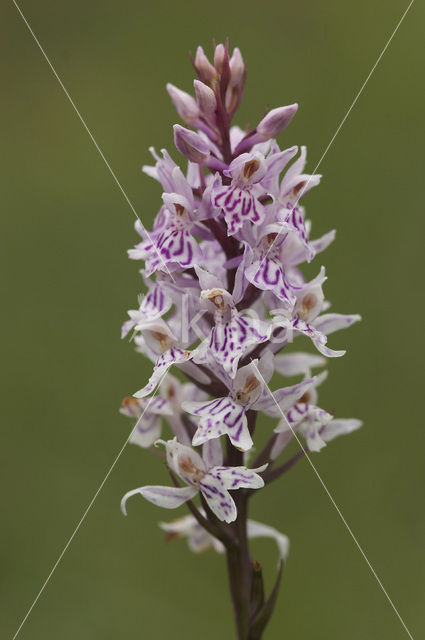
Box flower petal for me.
[134,348,192,398]
[311,229,336,255]
[245,256,296,307]
[155,227,202,271]
[195,314,271,379]
[253,377,316,416]
[270,430,295,460]
[164,438,206,483]
[199,473,237,523]
[202,438,224,469]
[185,397,252,451]
[213,464,266,491]
[121,485,198,515]
[212,173,266,235]
[322,418,363,443]
[274,352,326,376]
[313,313,361,336]
[247,520,290,561]
[129,415,162,448]
[283,317,346,358]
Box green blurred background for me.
[1,1,424,638]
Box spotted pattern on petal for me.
[134,347,192,398]
[199,472,237,523]
[190,397,252,451]
[199,464,265,522]
[213,185,265,235]
[206,315,271,378]
[143,285,172,318]
[292,317,346,358]
[246,257,296,308]
[129,413,162,448]
[286,402,330,427]
[286,403,333,452]
[279,206,315,262]
[156,228,201,271]
[214,465,265,491]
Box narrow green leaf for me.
[248,560,284,640]
[250,560,265,620]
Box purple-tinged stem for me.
[264,448,305,484]
[226,493,253,640]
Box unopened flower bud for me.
[194,46,217,84]
[257,104,298,140]
[214,43,226,73]
[194,79,216,116]
[166,83,199,124]
[229,47,244,87]
[173,124,210,164]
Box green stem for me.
[226,492,253,639]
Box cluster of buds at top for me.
[120,40,361,638]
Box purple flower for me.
[120,395,173,448]
[271,372,362,456]
[212,152,267,234]
[194,286,272,377]
[182,360,265,451]
[121,438,266,523]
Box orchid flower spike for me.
[120,40,361,638]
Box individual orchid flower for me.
[160,511,290,562]
[271,371,362,457]
[158,374,208,446]
[293,266,327,322]
[272,310,361,359]
[121,284,172,339]
[194,286,272,377]
[141,147,178,192]
[182,360,265,451]
[253,145,320,265]
[121,372,208,449]
[144,170,204,276]
[133,346,193,399]
[119,395,173,448]
[276,145,321,207]
[271,403,333,455]
[272,313,347,358]
[130,315,197,399]
[127,207,170,263]
[160,511,224,553]
[244,224,298,308]
[121,438,267,523]
[249,366,319,419]
[212,152,268,235]
[271,403,362,457]
[269,270,360,358]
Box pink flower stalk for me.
[120,40,361,639]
